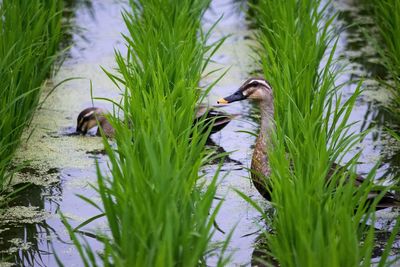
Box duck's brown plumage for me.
[76,107,115,137]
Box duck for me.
[76,107,114,137]
[217,77,399,209]
[76,105,235,138]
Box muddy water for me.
[0,0,399,266]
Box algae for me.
[0,262,14,267]
[0,206,49,225]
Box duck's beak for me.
[217,90,246,104]
[76,127,86,135]
[217,97,229,104]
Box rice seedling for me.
[244,0,399,266]
[0,0,63,191]
[61,0,230,266]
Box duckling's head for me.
[217,78,273,104]
[76,107,106,135]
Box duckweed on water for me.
[361,0,400,121]
[0,206,49,225]
[5,239,33,254]
[0,262,13,267]
[10,165,60,187]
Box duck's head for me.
[217,78,273,104]
[76,107,106,135]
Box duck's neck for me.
[96,115,115,137]
[250,99,275,199]
[258,100,274,139]
[97,115,108,125]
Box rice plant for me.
[61,0,230,266]
[0,0,63,191]
[362,0,400,121]
[246,0,398,266]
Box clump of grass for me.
[61,0,230,266]
[0,0,63,191]
[363,0,400,120]
[246,0,398,266]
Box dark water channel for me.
[0,0,399,266]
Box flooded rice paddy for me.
[0,0,399,266]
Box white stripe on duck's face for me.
[245,78,271,89]
[76,107,105,134]
[83,110,95,118]
[240,78,273,101]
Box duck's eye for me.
[249,82,259,87]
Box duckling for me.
[218,77,399,209]
[76,106,235,139]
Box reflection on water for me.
[0,181,63,266]
[334,0,400,182]
[203,0,274,265]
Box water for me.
[203,1,267,265]
[334,0,400,182]
[0,0,399,266]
